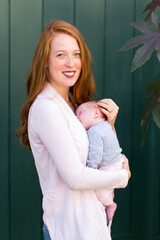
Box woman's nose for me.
[65,55,74,67]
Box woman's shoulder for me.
[29,94,61,126]
[31,96,59,116]
[31,82,59,111]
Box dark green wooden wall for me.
[0,0,160,239]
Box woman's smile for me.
[62,70,76,78]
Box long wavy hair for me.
[16,20,95,150]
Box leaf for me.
[119,13,160,72]
[130,21,158,33]
[156,39,160,60]
[157,48,160,60]
[143,0,160,21]
[141,99,155,145]
[119,32,158,51]
[131,33,160,72]
[153,100,160,127]
[141,73,160,144]
[146,73,160,98]
[151,11,158,26]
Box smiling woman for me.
[16,20,130,240]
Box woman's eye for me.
[75,52,81,57]
[57,53,64,57]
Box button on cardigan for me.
[28,82,128,240]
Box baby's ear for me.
[94,109,101,118]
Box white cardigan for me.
[28,82,128,240]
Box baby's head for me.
[76,101,106,130]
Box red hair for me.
[16,20,95,150]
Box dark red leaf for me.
[143,0,160,20]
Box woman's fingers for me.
[97,99,119,129]
[98,99,119,110]
[97,103,113,114]
[97,99,119,115]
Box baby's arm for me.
[87,130,103,169]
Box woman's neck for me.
[50,81,76,113]
[50,81,70,102]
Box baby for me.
[76,101,124,222]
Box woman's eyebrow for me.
[55,49,80,53]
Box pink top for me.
[28,82,128,240]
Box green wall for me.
[0,0,160,239]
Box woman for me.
[16,20,131,240]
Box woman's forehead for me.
[50,33,80,51]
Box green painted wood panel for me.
[76,0,105,98]
[0,0,9,239]
[43,0,74,27]
[131,1,160,240]
[104,1,134,238]
[0,0,160,239]
[10,0,43,239]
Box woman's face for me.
[48,33,82,92]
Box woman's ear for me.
[45,62,48,68]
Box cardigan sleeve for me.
[32,99,128,191]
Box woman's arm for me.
[122,154,131,180]
[33,100,129,191]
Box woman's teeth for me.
[63,71,75,77]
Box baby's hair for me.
[85,101,107,120]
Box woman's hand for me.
[122,154,131,180]
[97,99,119,129]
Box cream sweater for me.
[28,82,128,240]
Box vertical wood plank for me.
[104,0,134,237]
[0,0,9,239]
[159,216,160,239]
[76,0,105,98]
[10,0,43,239]
[43,0,74,27]
[158,165,160,239]
[149,122,160,240]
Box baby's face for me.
[76,103,96,130]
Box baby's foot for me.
[106,202,117,221]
